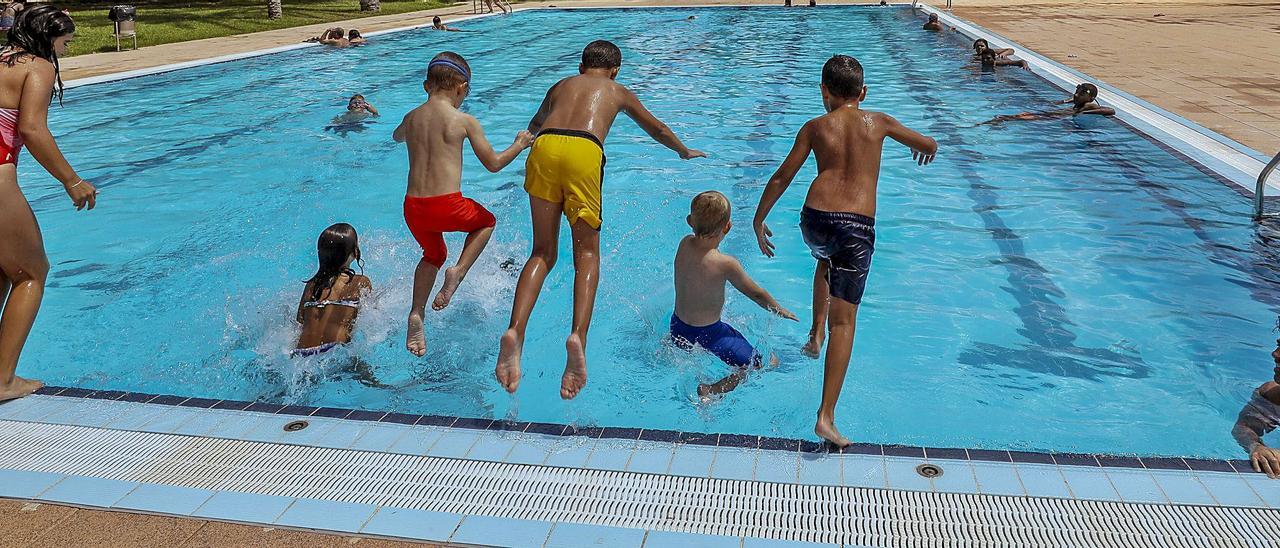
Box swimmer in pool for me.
[978,48,1028,69]
[295,223,371,357]
[1233,332,1280,479]
[347,29,366,45]
[495,40,706,400]
[972,38,1014,59]
[753,55,937,447]
[922,13,943,31]
[327,94,379,135]
[979,83,1115,125]
[432,16,462,32]
[672,191,795,398]
[393,52,533,357]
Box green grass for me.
[62,0,455,56]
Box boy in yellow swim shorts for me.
[496,39,706,400]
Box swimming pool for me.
[21,6,1279,459]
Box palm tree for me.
[267,0,282,19]
[360,0,380,12]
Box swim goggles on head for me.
[427,59,471,83]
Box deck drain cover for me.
[283,420,308,432]
[915,463,943,478]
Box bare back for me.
[296,273,370,349]
[0,51,40,110]
[530,74,630,144]
[397,100,470,197]
[804,108,891,217]
[673,236,731,327]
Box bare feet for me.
[0,376,43,402]
[561,334,587,399]
[432,267,464,311]
[406,313,427,357]
[815,415,851,448]
[801,328,825,359]
[496,329,522,393]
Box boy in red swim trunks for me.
[393,51,533,356]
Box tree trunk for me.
[267,0,283,19]
[360,0,380,12]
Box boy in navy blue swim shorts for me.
[672,191,798,398]
[752,55,938,447]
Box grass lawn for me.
[62,0,458,56]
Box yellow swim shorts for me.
[523,129,606,230]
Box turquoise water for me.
[20,6,1280,458]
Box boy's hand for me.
[680,148,707,160]
[514,130,534,149]
[754,221,775,258]
[64,179,97,211]
[912,149,935,166]
[1252,445,1280,478]
[771,305,799,321]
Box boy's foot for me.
[432,267,465,311]
[561,334,588,399]
[801,329,825,359]
[406,313,427,357]
[496,329,523,393]
[815,417,851,448]
[0,376,43,402]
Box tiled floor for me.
[0,500,440,548]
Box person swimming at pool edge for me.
[922,13,943,31]
[752,55,937,447]
[432,16,462,32]
[1232,332,1280,479]
[979,83,1115,125]
[295,223,371,357]
[347,29,366,45]
[978,48,1028,70]
[394,52,532,357]
[495,39,706,400]
[672,191,796,399]
[972,38,1014,59]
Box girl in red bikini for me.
[0,6,96,401]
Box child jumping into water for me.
[673,191,796,398]
[979,82,1115,125]
[296,223,371,357]
[394,52,533,357]
[496,39,705,400]
[752,55,937,447]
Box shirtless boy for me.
[393,52,533,356]
[673,191,796,397]
[495,39,705,399]
[752,55,937,446]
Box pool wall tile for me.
[193,491,296,522]
[451,515,553,548]
[360,507,463,542]
[38,476,137,507]
[1053,453,1100,467]
[971,462,1026,496]
[627,442,675,474]
[585,439,636,471]
[543,438,596,468]
[1102,469,1168,503]
[668,445,717,478]
[928,460,978,494]
[923,447,968,460]
[504,436,560,466]
[275,498,378,533]
[678,432,718,446]
[1184,458,1236,473]
[544,522,647,547]
[710,446,758,481]
[526,422,568,436]
[884,457,932,492]
[640,429,680,443]
[797,455,842,486]
[425,430,482,459]
[840,455,887,489]
[0,469,65,499]
[1014,463,1071,499]
[754,449,800,483]
[882,445,924,458]
[1241,475,1280,507]
[1148,471,1216,505]
[468,433,519,461]
[379,412,420,425]
[839,443,882,456]
[348,424,410,452]
[387,427,446,456]
[1196,473,1268,507]
[1058,467,1122,501]
[113,484,215,515]
[346,410,386,422]
[644,530,741,547]
[245,402,286,414]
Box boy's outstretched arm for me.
[724,257,798,321]
[466,115,534,173]
[753,122,813,258]
[621,88,706,159]
[883,114,938,165]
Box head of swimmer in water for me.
[820,54,866,111]
[432,15,444,29]
[424,51,471,105]
[4,5,75,103]
[347,29,362,40]
[979,48,997,66]
[306,223,363,301]
[928,13,939,22]
[973,38,989,54]
[1071,83,1099,108]
[688,191,731,241]
[580,39,621,79]
[347,94,368,111]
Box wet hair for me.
[3,5,74,103]
[426,51,470,90]
[581,40,621,69]
[821,55,864,99]
[973,38,989,51]
[433,15,442,25]
[689,191,731,237]
[348,29,362,39]
[348,94,365,109]
[980,49,996,65]
[1075,82,1099,100]
[305,223,362,301]
[928,13,938,21]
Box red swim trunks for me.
[403,192,496,268]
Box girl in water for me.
[0,6,96,401]
[295,223,372,357]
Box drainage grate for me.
[1,420,1277,545]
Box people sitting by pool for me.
[979,83,1115,125]
[672,191,795,399]
[294,223,371,358]
[752,55,936,447]
[922,13,943,31]
[393,52,532,357]
[347,29,367,45]
[496,39,706,400]
[432,16,461,32]
[1231,334,1280,479]
[972,38,1014,59]
[483,0,511,15]
[979,48,1028,69]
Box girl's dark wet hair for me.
[973,38,989,51]
[4,5,74,103]
[305,223,363,301]
[348,29,362,39]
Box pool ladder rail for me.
[1254,150,1280,220]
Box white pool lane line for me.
[918,3,1273,196]
[0,396,1278,546]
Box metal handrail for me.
[1254,150,1280,220]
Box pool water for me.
[21,6,1280,458]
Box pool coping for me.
[28,385,1264,476]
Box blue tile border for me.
[20,386,1260,474]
